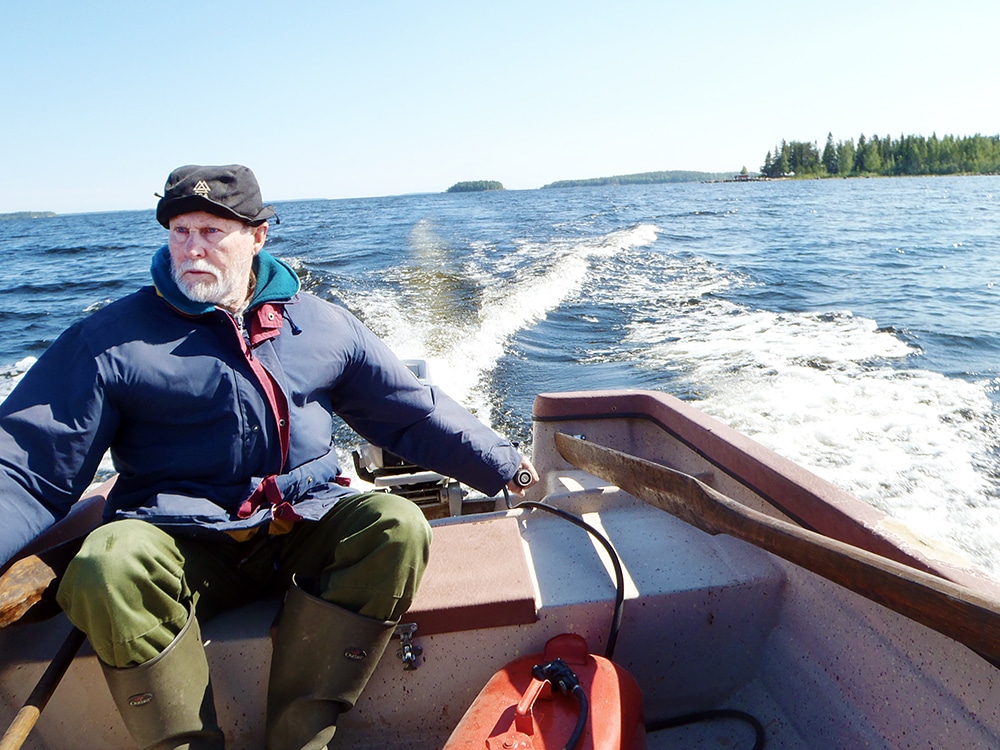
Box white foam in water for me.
[348,223,661,425]
[618,251,1000,576]
[0,357,37,400]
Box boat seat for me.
[402,515,537,636]
[3,480,536,640]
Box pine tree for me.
[854,134,867,174]
[778,140,791,175]
[822,133,837,174]
[861,136,883,174]
[836,139,856,176]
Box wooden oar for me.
[0,626,84,750]
[554,432,1000,665]
[0,539,88,750]
[0,485,107,748]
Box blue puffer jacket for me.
[0,247,522,566]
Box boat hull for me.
[1,389,997,749]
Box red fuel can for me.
[443,633,646,749]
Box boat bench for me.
[403,514,538,636]
[2,477,537,643]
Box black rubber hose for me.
[565,684,589,749]
[532,658,590,750]
[506,491,626,659]
[504,491,765,749]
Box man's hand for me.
[505,457,539,497]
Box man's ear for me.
[252,222,269,254]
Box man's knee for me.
[315,492,433,581]
[57,520,184,603]
[362,494,433,607]
[311,494,432,621]
[363,493,432,559]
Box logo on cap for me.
[193,180,212,197]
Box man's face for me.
[168,211,268,313]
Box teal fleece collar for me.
[150,245,301,316]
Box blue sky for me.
[3,1,999,214]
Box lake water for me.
[1,175,998,574]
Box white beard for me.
[172,257,253,313]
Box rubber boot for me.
[101,605,224,750]
[265,580,395,750]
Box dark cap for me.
[156,164,277,228]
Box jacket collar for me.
[150,245,301,316]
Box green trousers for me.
[56,492,432,668]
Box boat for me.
[1,388,999,748]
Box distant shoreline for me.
[541,169,734,188]
[542,170,1000,189]
[0,211,56,221]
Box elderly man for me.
[0,164,537,749]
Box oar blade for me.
[554,432,1000,665]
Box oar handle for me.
[0,539,82,628]
[0,485,107,629]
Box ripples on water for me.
[0,176,997,574]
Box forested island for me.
[0,211,56,221]
[542,170,732,188]
[761,132,1000,179]
[446,180,504,193]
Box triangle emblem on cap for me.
[193,180,211,197]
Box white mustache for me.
[176,260,219,279]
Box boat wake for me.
[337,222,660,425]
[601,245,1000,576]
